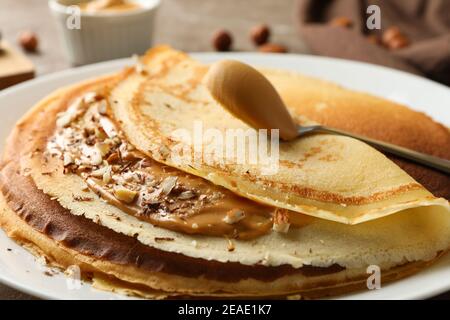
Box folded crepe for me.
[1,46,449,299]
[109,46,448,224]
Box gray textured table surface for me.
[0,0,448,300]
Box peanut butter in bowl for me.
[79,0,142,14]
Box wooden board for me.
[0,41,35,90]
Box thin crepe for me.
[109,46,449,224]
[17,73,450,270]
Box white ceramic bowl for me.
[49,0,160,65]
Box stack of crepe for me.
[0,46,449,299]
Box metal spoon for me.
[204,60,450,174]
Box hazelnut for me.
[250,24,270,46]
[212,29,233,52]
[387,35,410,50]
[18,31,38,52]
[258,43,287,53]
[382,26,410,50]
[382,26,402,44]
[329,17,353,28]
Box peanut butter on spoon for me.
[204,60,298,140]
[205,60,450,173]
[83,0,139,13]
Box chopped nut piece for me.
[106,152,120,163]
[261,252,271,266]
[91,166,108,178]
[227,238,235,252]
[56,98,85,128]
[93,214,101,224]
[83,92,101,104]
[118,143,128,158]
[97,100,108,115]
[95,142,111,157]
[141,188,162,205]
[223,209,245,224]
[160,176,178,195]
[102,166,112,184]
[122,171,142,183]
[192,223,199,229]
[90,149,103,166]
[99,117,117,138]
[273,209,290,233]
[178,190,196,200]
[63,153,74,166]
[114,187,137,204]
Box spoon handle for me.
[300,125,450,175]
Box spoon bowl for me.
[205,60,298,140]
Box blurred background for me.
[1,0,449,87]
[0,0,449,299]
[0,0,306,76]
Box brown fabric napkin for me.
[296,0,450,85]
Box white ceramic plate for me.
[0,53,449,300]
